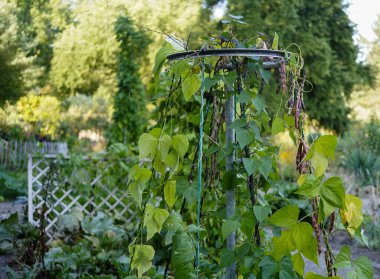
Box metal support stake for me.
[226,91,236,279]
[28,154,33,224]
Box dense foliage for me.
[108,16,150,144]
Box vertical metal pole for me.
[28,154,33,224]
[226,91,236,278]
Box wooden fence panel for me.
[0,140,68,170]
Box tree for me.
[107,16,150,144]
[0,1,27,104]
[50,0,120,96]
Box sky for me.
[347,0,380,41]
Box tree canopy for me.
[0,0,376,142]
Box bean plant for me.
[129,22,373,278]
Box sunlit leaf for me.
[144,204,169,240]
[340,194,363,236]
[182,74,201,101]
[267,205,299,228]
[172,135,189,157]
[138,133,158,160]
[129,245,155,277]
[272,117,284,135]
[164,180,177,209]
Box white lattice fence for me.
[28,154,138,238]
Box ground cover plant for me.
[1,20,374,279]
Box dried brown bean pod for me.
[278,59,287,94]
[296,142,303,173]
[295,94,301,130]
[328,212,335,233]
[312,198,322,254]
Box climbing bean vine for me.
[128,21,373,279]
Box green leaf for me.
[279,255,296,278]
[305,272,323,279]
[230,118,247,129]
[172,232,196,279]
[204,77,219,91]
[240,210,256,237]
[252,95,266,112]
[223,71,238,87]
[243,156,272,179]
[222,219,240,241]
[172,135,189,157]
[236,128,255,149]
[138,133,158,160]
[163,211,183,231]
[272,32,279,50]
[153,43,175,91]
[237,90,253,103]
[129,245,155,277]
[290,222,313,251]
[144,204,169,240]
[158,134,172,162]
[320,177,345,209]
[220,248,235,268]
[310,151,328,177]
[295,174,322,198]
[171,60,191,76]
[272,230,295,260]
[352,256,373,279]
[259,68,272,84]
[301,236,318,265]
[253,206,271,223]
[176,177,197,205]
[272,117,284,135]
[341,194,363,236]
[153,43,174,74]
[332,245,351,269]
[254,156,272,179]
[320,198,336,219]
[182,74,201,101]
[153,152,166,174]
[221,170,235,190]
[305,273,340,279]
[164,180,177,209]
[244,256,255,269]
[291,252,305,275]
[243,158,255,175]
[284,113,295,127]
[267,205,299,228]
[259,256,277,279]
[129,165,152,183]
[129,181,145,208]
[314,135,338,159]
